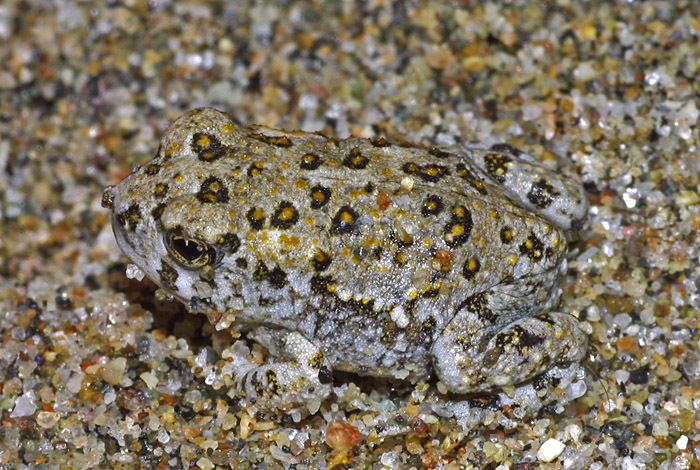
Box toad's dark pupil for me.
[171,237,207,264]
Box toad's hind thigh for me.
[432,275,587,393]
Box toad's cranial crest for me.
[103,107,588,412]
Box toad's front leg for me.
[224,327,333,412]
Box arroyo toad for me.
[103,108,588,411]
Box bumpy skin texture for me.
[104,108,589,411]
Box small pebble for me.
[537,438,566,463]
[196,457,214,470]
[102,357,127,385]
[36,411,60,428]
[140,371,159,389]
[325,420,361,451]
[10,393,37,418]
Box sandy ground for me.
[1,1,698,468]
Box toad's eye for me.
[165,231,215,269]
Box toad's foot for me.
[433,307,587,394]
[462,144,588,231]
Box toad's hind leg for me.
[431,281,587,394]
[224,327,333,412]
[463,144,588,231]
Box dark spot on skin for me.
[309,185,331,209]
[216,233,241,254]
[158,262,179,291]
[519,232,545,262]
[421,284,441,298]
[483,154,512,183]
[330,205,358,235]
[309,352,324,369]
[253,260,287,288]
[462,258,481,280]
[527,178,560,209]
[235,257,248,268]
[310,275,336,295]
[300,153,323,170]
[247,162,264,177]
[420,317,437,337]
[402,162,450,182]
[250,371,259,390]
[246,207,265,230]
[453,334,472,353]
[496,325,544,351]
[545,247,555,259]
[421,194,444,216]
[500,226,514,244]
[455,291,496,323]
[533,367,558,390]
[369,137,391,147]
[270,201,299,229]
[342,148,370,169]
[265,369,281,395]
[266,266,288,289]
[254,260,267,279]
[455,163,488,196]
[144,163,161,175]
[428,148,454,159]
[344,297,376,318]
[192,133,228,162]
[154,183,169,199]
[443,205,473,247]
[249,132,293,147]
[489,143,522,157]
[117,204,142,231]
[311,249,332,272]
[536,313,556,326]
[151,203,166,221]
[363,182,375,194]
[197,176,229,203]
